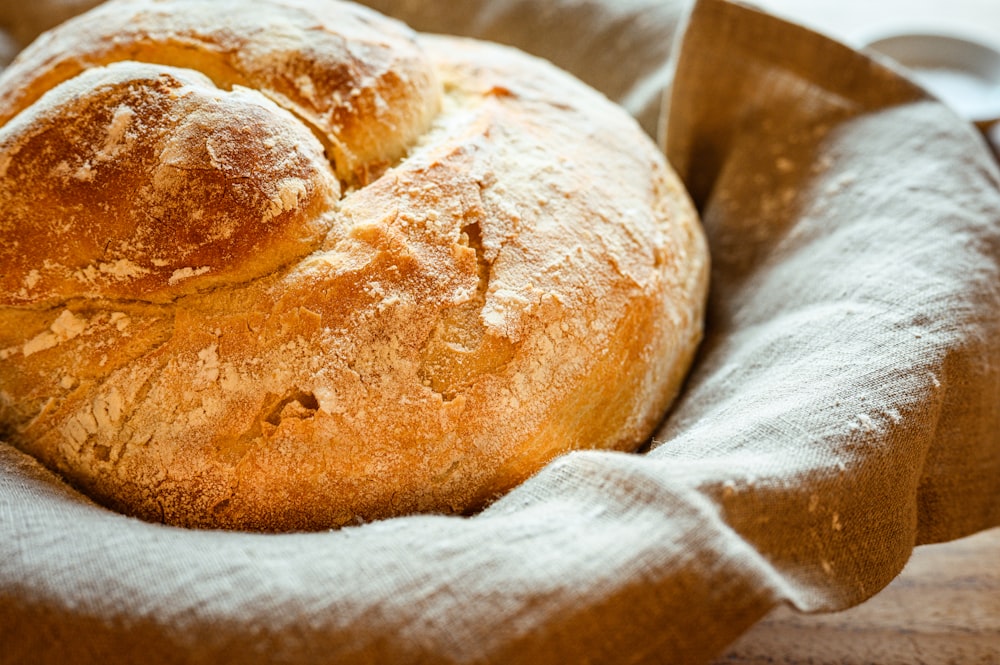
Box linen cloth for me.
[2,0,1000,663]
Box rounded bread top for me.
[0,0,440,183]
[0,0,440,305]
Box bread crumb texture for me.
[0,0,708,531]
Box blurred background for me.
[758,0,1000,45]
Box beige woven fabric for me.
[2,0,999,663]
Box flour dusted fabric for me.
[662,0,1000,611]
[2,0,1000,663]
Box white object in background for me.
[863,32,1000,128]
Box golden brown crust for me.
[0,1,708,531]
[0,0,440,185]
[0,63,340,305]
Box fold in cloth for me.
[2,0,999,663]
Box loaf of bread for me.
[0,0,708,531]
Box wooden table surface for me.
[714,527,1000,664]
[713,3,1000,663]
